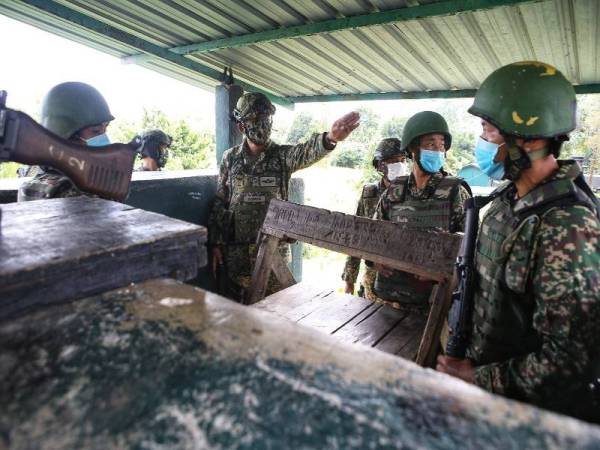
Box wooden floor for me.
[252,282,427,360]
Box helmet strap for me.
[503,136,550,181]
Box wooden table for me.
[253,282,427,360]
[2,278,598,449]
[0,197,206,318]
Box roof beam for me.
[573,84,600,95]
[290,89,478,102]
[123,0,539,64]
[20,0,293,108]
[289,84,600,102]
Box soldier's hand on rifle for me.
[436,355,475,384]
[374,263,393,277]
[212,247,224,278]
[326,111,360,144]
[344,281,354,295]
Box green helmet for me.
[139,129,172,168]
[40,82,114,139]
[140,129,172,147]
[401,111,451,151]
[232,92,276,123]
[372,138,405,168]
[468,61,576,138]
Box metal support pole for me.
[215,84,243,165]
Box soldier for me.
[18,82,114,201]
[137,129,172,171]
[341,137,408,297]
[372,111,471,311]
[436,61,600,423]
[208,92,359,301]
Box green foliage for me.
[380,116,407,139]
[109,109,215,171]
[444,131,476,175]
[351,107,381,144]
[331,144,365,168]
[286,112,324,144]
[562,95,600,179]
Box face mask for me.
[419,149,445,173]
[244,117,272,145]
[475,137,505,180]
[386,161,407,180]
[85,133,111,147]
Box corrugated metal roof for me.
[1,0,598,105]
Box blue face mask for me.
[475,137,505,180]
[419,149,445,173]
[85,133,111,147]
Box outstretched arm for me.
[284,112,360,172]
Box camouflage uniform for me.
[18,169,86,201]
[466,161,600,421]
[374,172,470,309]
[341,180,383,298]
[208,133,335,300]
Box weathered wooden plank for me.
[252,282,333,317]
[254,283,347,325]
[296,292,374,335]
[331,303,407,347]
[262,199,462,281]
[1,278,598,448]
[270,248,296,289]
[247,234,281,304]
[375,311,428,360]
[0,197,206,318]
[415,280,453,367]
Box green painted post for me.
[215,84,243,165]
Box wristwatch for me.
[324,133,337,149]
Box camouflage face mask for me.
[243,116,272,145]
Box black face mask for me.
[243,116,272,145]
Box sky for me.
[0,14,481,136]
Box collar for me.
[408,171,444,198]
[240,138,272,164]
[509,160,582,211]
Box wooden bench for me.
[253,283,427,361]
[247,199,462,367]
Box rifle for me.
[446,195,494,358]
[0,90,137,201]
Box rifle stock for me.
[0,91,136,201]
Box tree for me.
[109,109,215,170]
[581,98,600,183]
[380,116,408,139]
[444,131,476,175]
[286,112,324,144]
[331,145,364,168]
[350,107,380,144]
